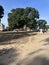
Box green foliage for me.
[8,7,39,30]
[0,5,4,22]
[46,25,49,29]
[37,20,47,29]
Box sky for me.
[0,0,49,27]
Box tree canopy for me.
[0,5,4,23]
[46,25,49,29]
[8,7,39,30]
[8,7,47,31]
[37,20,47,29]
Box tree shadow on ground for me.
[17,48,45,65]
[26,56,49,65]
[0,31,36,45]
[28,48,44,55]
[18,55,49,65]
[0,48,19,65]
[42,38,49,46]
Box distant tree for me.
[46,25,49,29]
[37,20,47,29]
[0,5,4,23]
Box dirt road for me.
[0,32,49,65]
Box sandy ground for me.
[0,32,49,65]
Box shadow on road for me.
[17,48,47,65]
[42,38,49,46]
[28,48,44,55]
[0,48,19,65]
[0,31,36,45]
[26,56,49,65]
[17,55,49,65]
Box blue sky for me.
[0,0,49,27]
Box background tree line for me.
[8,7,47,31]
[0,5,48,31]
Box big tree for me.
[0,5,4,23]
[8,7,39,30]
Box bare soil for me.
[0,32,49,65]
